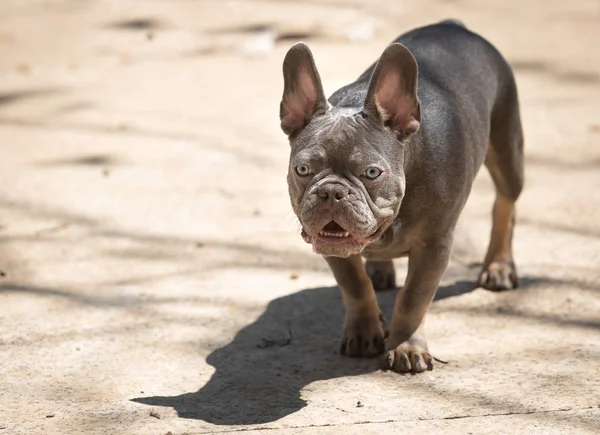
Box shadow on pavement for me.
[131,279,476,425]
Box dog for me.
[280,19,524,373]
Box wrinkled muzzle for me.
[298,177,384,257]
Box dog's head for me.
[281,42,421,258]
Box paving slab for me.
[1,0,599,434]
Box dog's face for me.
[281,43,421,257]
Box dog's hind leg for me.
[366,259,396,291]
[479,74,524,291]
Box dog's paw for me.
[478,260,518,291]
[383,343,433,374]
[340,312,386,358]
[365,260,396,291]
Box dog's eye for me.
[295,165,311,177]
[365,167,382,180]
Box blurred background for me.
[1,1,599,434]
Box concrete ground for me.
[1,0,599,434]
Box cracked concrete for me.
[1,0,599,434]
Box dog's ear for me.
[364,43,421,138]
[280,43,328,136]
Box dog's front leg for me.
[385,240,452,373]
[326,255,386,358]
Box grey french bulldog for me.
[280,19,524,373]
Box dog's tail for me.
[439,18,466,28]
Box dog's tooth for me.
[319,230,351,238]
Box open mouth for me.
[317,221,350,239]
[301,221,382,245]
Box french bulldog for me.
[280,19,524,373]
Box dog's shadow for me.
[132,280,476,425]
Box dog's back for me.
[332,21,523,237]
[280,20,525,373]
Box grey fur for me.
[280,20,524,372]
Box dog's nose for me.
[317,184,349,200]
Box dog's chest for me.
[361,222,416,261]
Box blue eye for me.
[365,167,382,180]
[296,165,311,176]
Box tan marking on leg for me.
[484,194,515,266]
[479,194,519,290]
